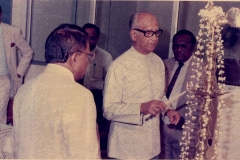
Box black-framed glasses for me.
[134,28,163,37]
[71,51,95,61]
[172,43,192,49]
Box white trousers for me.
[0,75,11,124]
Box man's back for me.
[13,64,100,159]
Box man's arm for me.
[14,27,33,77]
[103,63,143,125]
[103,52,113,79]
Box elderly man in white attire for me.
[103,11,180,159]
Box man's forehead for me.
[139,14,157,21]
[174,35,192,42]
[138,16,159,29]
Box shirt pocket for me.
[92,63,103,79]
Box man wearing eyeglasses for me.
[103,11,180,159]
[13,24,100,159]
[160,29,200,159]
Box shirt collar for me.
[44,63,75,81]
[91,46,99,52]
[130,46,153,58]
[175,55,193,66]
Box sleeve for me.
[14,27,33,76]
[161,96,174,124]
[62,90,100,159]
[103,53,113,79]
[159,58,174,124]
[103,63,143,125]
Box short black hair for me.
[0,6,2,13]
[173,29,196,45]
[82,23,100,38]
[45,23,88,63]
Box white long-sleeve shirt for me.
[103,46,172,159]
[13,64,100,159]
[83,46,113,90]
[168,56,192,109]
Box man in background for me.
[160,29,200,159]
[103,11,180,159]
[0,5,33,124]
[82,23,113,145]
[13,23,100,159]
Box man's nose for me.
[177,46,184,52]
[89,39,94,43]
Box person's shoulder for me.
[96,46,110,54]
[111,48,130,65]
[149,52,165,64]
[70,83,95,102]
[72,82,92,95]
[163,57,175,63]
[105,49,129,73]
[2,23,19,30]
[2,23,21,36]
[1,23,10,27]
[15,76,40,96]
[149,52,162,59]
[95,46,112,59]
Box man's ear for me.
[69,52,78,66]
[130,30,137,41]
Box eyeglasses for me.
[134,28,163,37]
[172,43,192,49]
[71,51,95,61]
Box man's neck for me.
[132,44,149,55]
[91,46,97,51]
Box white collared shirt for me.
[169,56,192,109]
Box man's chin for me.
[176,58,186,63]
[148,48,156,53]
[148,45,157,51]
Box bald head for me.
[129,12,160,55]
[129,12,158,30]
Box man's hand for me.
[140,100,167,116]
[166,109,180,125]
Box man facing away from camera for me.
[13,24,100,159]
[103,11,180,159]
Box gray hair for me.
[129,11,151,30]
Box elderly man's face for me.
[131,13,159,55]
